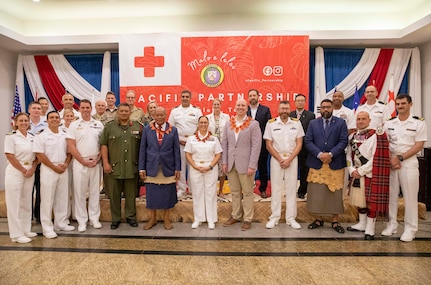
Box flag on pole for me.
[11,85,22,126]
[387,76,396,117]
[353,85,360,112]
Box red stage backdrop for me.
[119,34,309,116]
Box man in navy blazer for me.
[305,99,348,234]
[139,107,181,230]
[247,89,272,198]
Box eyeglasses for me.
[320,106,332,110]
[126,97,135,99]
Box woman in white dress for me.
[62,109,76,223]
[207,99,230,196]
[4,113,38,243]
[184,116,222,229]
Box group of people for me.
[4,86,427,243]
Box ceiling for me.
[0,0,431,53]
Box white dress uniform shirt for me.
[356,101,391,130]
[333,105,356,130]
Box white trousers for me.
[5,164,34,238]
[388,156,419,234]
[269,156,298,221]
[177,144,190,195]
[189,162,218,223]
[40,164,69,234]
[66,161,75,220]
[73,161,101,226]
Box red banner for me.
[119,34,309,116]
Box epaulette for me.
[174,105,179,108]
[388,116,397,120]
[37,129,44,134]
[193,106,200,109]
[62,129,68,133]
[6,131,16,135]
[268,118,276,123]
[28,132,34,136]
[290,117,299,121]
[413,116,425,121]
[378,101,387,105]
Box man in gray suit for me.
[222,99,262,231]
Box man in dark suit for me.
[290,94,315,200]
[139,107,181,231]
[305,99,348,234]
[247,89,272,198]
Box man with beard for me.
[247,89,271,198]
[305,99,348,234]
[264,101,304,229]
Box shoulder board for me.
[62,129,67,133]
[378,101,386,105]
[37,129,44,134]
[193,105,200,108]
[388,116,397,121]
[413,116,425,121]
[268,118,276,123]
[174,106,179,108]
[28,132,34,136]
[6,131,16,135]
[290,117,299,121]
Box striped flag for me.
[387,76,396,117]
[353,85,360,112]
[11,85,22,126]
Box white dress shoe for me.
[381,225,398,236]
[44,232,58,239]
[208,223,215,230]
[56,225,75,232]
[91,221,102,229]
[265,219,278,229]
[191,221,201,229]
[25,232,38,238]
[400,231,416,242]
[286,219,302,229]
[78,224,87,232]
[12,236,32,243]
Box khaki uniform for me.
[130,106,145,123]
[105,107,118,123]
[99,120,142,222]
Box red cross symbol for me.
[134,46,165,77]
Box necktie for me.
[157,124,163,143]
[297,111,301,119]
[324,119,329,130]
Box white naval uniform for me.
[333,105,356,130]
[356,101,391,130]
[263,117,304,222]
[4,130,36,239]
[60,126,75,222]
[184,133,222,224]
[67,119,104,227]
[384,115,427,235]
[33,128,69,235]
[168,105,203,196]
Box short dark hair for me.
[279,100,290,105]
[248,89,259,96]
[295,94,306,100]
[396,94,412,103]
[47,110,59,119]
[321,99,333,105]
[118,102,131,109]
[181,90,192,97]
[80,99,92,107]
[106,91,115,96]
[37,97,48,103]
[28,101,41,108]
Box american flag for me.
[11,85,22,126]
[353,85,360,112]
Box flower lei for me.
[195,131,212,143]
[150,122,172,137]
[230,116,251,133]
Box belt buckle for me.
[199,161,204,164]
[23,162,30,165]
[282,153,288,157]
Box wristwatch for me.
[397,155,404,162]
[209,165,213,170]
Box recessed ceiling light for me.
[33,0,40,2]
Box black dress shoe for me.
[127,219,138,227]
[111,221,121,229]
[364,234,375,240]
[260,191,267,199]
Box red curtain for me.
[360,48,393,104]
[34,56,65,110]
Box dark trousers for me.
[258,146,269,192]
[297,154,309,196]
[32,164,41,221]
[110,177,137,223]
